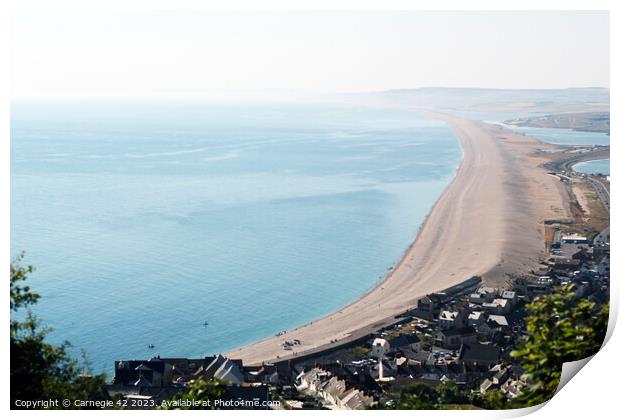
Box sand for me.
[225,113,570,365]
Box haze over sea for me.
[11,102,462,373]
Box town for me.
[106,215,609,409]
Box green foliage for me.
[373,382,476,410]
[394,384,439,409]
[160,378,227,410]
[439,404,481,410]
[480,390,508,410]
[352,346,369,358]
[420,334,433,345]
[10,253,38,313]
[436,381,469,405]
[10,253,108,409]
[510,286,608,407]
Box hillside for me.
[338,87,610,114]
[504,112,610,134]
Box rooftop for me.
[487,315,509,327]
[439,311,459,320]
[388,334,420,348]
[459,343,501,363]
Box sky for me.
[11,10,610,100]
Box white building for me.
[561,234,588,244]
[370,338,390,358]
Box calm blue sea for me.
[11,102,462,374]
[574,159,610,176]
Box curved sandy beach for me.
[226,113,570,365]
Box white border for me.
[2,1,616,419]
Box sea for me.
[573,159,610,176]
[506,125,610,146]
[10,101,463,374]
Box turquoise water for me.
[574,159,610,176]
[11,102,462,373]
[507,125,610,146]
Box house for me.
[370,338,390,358]
[297,368,330,391]
[476,316,508,340]
[467,311,484,327]
[296,367,375,409]
[114,359,173,388]
[339,388,374,410]
[113,355,245,387]
[470,288,499,305]
[326,364,382,397]
[491,298,510,314]
[512,276,556,296]
[404,350,433,367]
[479,364,511,394]
[438,309,467,329]
[414,295,442,320]
[476,321,496,339]
[481,302,500,314]
[469,293,484,305]
[528,276,555,295]
[110,355,247,403]
[433,328,477,349]
[201,354,244,385]
[501,377,528,399]
[458,343,501,369]
[480,299,510,315]
[247,365,277,385]
[320,376,349,406]
[388,334,421,353]
[395,356,408,368]
[478,287,498,295]
[487,315,509,328]
[501,291,517,303]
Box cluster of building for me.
[295,365,378,409]
[107,229,609,410]
[287,228,609,408]
[107,354,277,408]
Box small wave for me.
[202,150,241,162]
[126,147,210,158]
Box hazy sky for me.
[11,11,610,100]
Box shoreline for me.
[226,113,570,366]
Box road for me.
[544,146,609,173]
[545,146,609,212]
[587,176,610,211]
